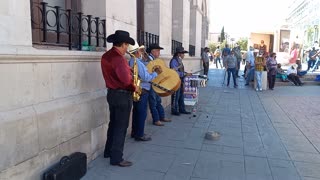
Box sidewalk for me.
[83,67,320,180]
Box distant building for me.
[286,0,320,47]
[208,32,220,43]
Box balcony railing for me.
[172,40,182,55]
[30,2,106,50]
[137,30,159,50]
[189,45,195,56]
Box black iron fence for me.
[137,30,159,50]
[172,40,182,55]
[30,2,106,50]
[189,45,195,56]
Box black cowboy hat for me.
[175,47,189,54]
[106,30,135,45]
[146,43,164,53]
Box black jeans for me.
[288,74,302,85]
[268,74,276,89]
[203,62,209,76]
[104,89,132,164]
[171,82,186,113]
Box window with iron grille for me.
[30,0,106,51]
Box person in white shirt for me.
[287,64,303,86]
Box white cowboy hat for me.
[128,40,145,53]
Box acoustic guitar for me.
[147,59,181,97]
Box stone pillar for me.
[202,16,209,48]
[0,0,32,46]
[172,0,190,49]
[189,3,202,57]
[105,0,137,49]
[145,0,172,55]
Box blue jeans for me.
[246,67,255,84]
[227,68,237,86]
[171,84,186,113]
[132,91,149,138]
[255,71,263,89]
[215,57,222,68]
[149,88,165,122]
[298,70,307,76]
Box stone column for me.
[172,0,190,50]
[202,16,209,48]
[0,0,33,47]
[145,0,172,55]
[189,3,202,57]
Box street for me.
[83,68,320,180]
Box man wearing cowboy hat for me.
[146,43,171,126]
[170,47,192,115]
[128,40,160,141]
[101,30,138,167]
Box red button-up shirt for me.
[101,47,135,92]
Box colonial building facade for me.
[0,0,209,179]
[286,0,320,47]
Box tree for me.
[220,26,225,43]
[237,37,248,51]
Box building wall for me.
[182,0,191,48]
[105,0,137,49]
[0,0,32,46]
[189,3,203,56]
[172,0,191,49]
[82,0,106,18]
[159,0,172,55]
[0,0,205,179]
[172,0,183,42]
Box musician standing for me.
[101,30,137,167]
[146,44,171,126]
[170,47,192,115]
[128,41,159,141]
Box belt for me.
[108,88,132,94]
[141,88,149,94]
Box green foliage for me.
[220,26,225,43]
[208,40,227,52]
[208,43,217,52]
[237,37,248,50]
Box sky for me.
[209,0,291,38]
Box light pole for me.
[314,25,319,43]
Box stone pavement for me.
[82,66,320,180]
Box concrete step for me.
[275,80,320,86]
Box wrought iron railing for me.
[189,45,195,56]
[172,40,182,55]
[30,2,106,50]
[137,30,159,50]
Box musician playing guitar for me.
[170,47,192,116]
[146,44,171,126]
[308,46,320,71]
